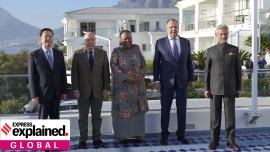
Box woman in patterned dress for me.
[110,30,149,144]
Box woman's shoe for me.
[118,139,128,144]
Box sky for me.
[0,0,118,29]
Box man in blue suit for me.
[28,28,67,119]
[153,19,194,145]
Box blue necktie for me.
[47,50,54,69]
[173,38,179,61]
[89,51,94,70]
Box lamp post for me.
[95,34,111,73]
[95,35,111,61]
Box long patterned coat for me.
[110,44,149,118]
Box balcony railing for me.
[222,9,251,25]
[181,21,195,31]
[198,16,217,30]
[64,28,117,39]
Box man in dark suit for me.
[28,28,67,119]
[153,19,194,145]
[204,24,242,151]
[71,32,110,148]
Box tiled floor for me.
[68,128,270,152]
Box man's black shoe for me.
[208,141,219,150]
[160,136,168,145]
[227,142,241,151]
[78,141,86,149]
[177,135,190,144]
[93,139,105,147]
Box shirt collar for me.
[42,46,53,52]
[168,35,179,40]
[87,48,95,52]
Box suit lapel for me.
[178,36,184,61]
[52,49,59,71]
[165,37,175,61]
[93,49,101,70]
[82,48,91,70]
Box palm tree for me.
[244,33,270,54]
[192,50,207,70]
[239,49,251,65]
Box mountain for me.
[0,7,64,53]
[54,26,64,37]
[116,0,178,8]
[0,7,39,41]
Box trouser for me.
[210,95,235,144]
[78,93,103,141]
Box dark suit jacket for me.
[204,43,242,95]
[153,36,194,88]
[28,48,67,102]
[71,48,110,99]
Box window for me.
[142,44,146,51]
[245,0,250,9]
[130,25,135,32]
[119,20,127,32]
[80,22,96,36]
[156,22,160,29]
[139,22,150,31]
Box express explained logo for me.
[1,123,12,136]
[1,122,69,138]
[0,120,70,150]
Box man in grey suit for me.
[153,19,194,145]
[204,24,242,151]
[28,28,67,119]
[71,32,110,148]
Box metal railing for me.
[1,69,270,114]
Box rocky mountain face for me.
[116,0,178,8]
[0,7,39,41]
[0,7,63,52]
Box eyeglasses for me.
[85,38,96,41]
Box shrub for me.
[0,94,29,114]
[146,61,153,74]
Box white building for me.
[176,0,270,53]
[62,7,178,60]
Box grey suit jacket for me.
[153,36,194,88]
[71,47,110,99]
[28,48,67,101]
[204,43,242,95]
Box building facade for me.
[176,0,270,53]
[62,8,178,60]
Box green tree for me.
[53,43,59,50]
[62,46,67,55]
[146,61,153,74]
[0,50,28,74]
[244,33,270,54]
[0,50,30,112]
[0,95,28,114]
[192,50,207,70]
[66,58,72,71]
[239,49,251,65]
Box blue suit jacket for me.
[153,36,194,89]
